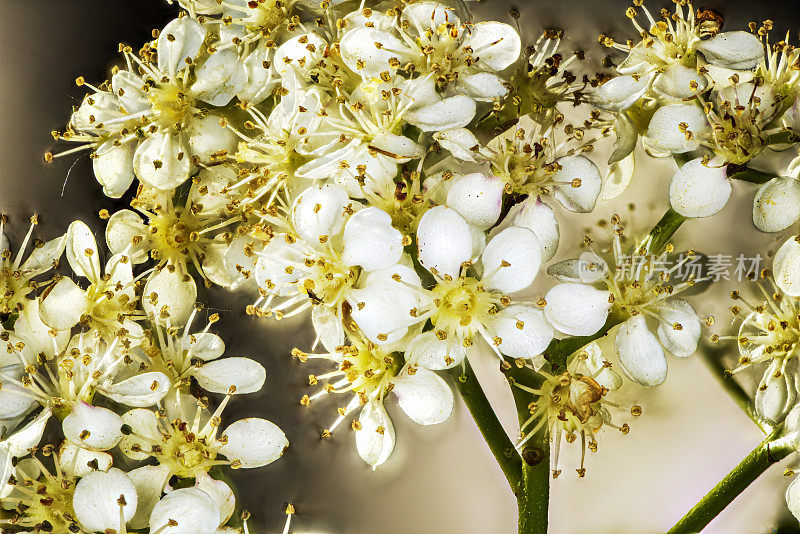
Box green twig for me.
[667,430,792,534]
[450,361,522,492]
[647,208,687,256]
[727,165,775,184]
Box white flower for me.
[249,184,403,350]
[339,2,520,102]
[514,342,636,478]
[348,205,554,369]
[0,215,66,315]
[293,331,453,469]
[72,468,138,533]
[546,220,702,386]
[38,222,145,344]
[752,158,800,232]
[118,390,286,480]
[50,17,243,195]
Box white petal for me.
[615,315,668,386]
[238,44,278,104]
[753,176,800,232]
[348,283,422,345]
[787,476,800,522]
[219,418,288,468]
[93,140,136,198]
[593,73,654,111]
[311,305,344,353]
[128,464,171,530]
[111,70,149,115]
[601,152,636,200]
[370,132,426,161]
[405,96,476,132]
[21,233,67,275]
[669,158,732,217]
[643,103,708,155]
[194,474,235,525]
[407,331,466,370]
[274,33,327,77]
[291,184,351,244]
[72,468,137,533]
[58,441,113,477]
[38,277,87,330]
[119,408,161,461]
[65,220,100,281]
[462,21,521,71]
[14,300,69,356]
[187,113,238,163]
[158,17,206,76]
[655,299,701,358]
[142,268,197,327]
[133,132,192,190]
[191,357,266,394]
[355,400,396,469]
[755,361,796,423]
[433,128,481,161]
[446,173,504,230]
[340,27,413,77]
[652,64,708,99]
[544,283,611,336]
[401,2,459,31]
[342,207,403,271]
[101,372,170,407]
[579,342,622,391]
[189,333,226,361]
[457,72,509,101]
[697,31,764,70]
[5,408,51,457]
[192,49,247,107]
[487,305,554,359]
[551,155,602,212]
[417,206,472,279]
[481,227,541,293]
[149,487,221,534]
[774,237,800,296]
[105,209,147,261]
[608,115,638,166]
[63,402,124,451]
[0,365,36,420]
[392,367,453,425]
[511,197,560,262]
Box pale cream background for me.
[1,0,798,532]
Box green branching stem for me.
[667,429,794,534]
[450,362,522,491]
[727,164,776,184]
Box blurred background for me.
[1,0,799,532]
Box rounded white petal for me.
[72,468,137,533]
[652,64,708,99]
[370,132,426,161]
[593,73,653,111]
[392,367,453,425]
[462,21,521,71]
[348,283,421,345]
[544,283,611,337]
[753,176,800,232]
[191,50,247,107]
[644,103,708,155]
[119,408,161,461]
[142,268,197,327]
[342,207,403,271]
[93,140,136,198]
[58,441,113,478]
[157,17,206,76]
[0,365,36,420]
[101,372,170,407]
[487,305,554,359]
[191,357,266,394]
[4,408,51,457]
[480,226,541,294]
[187,113,239,163]
[580,342,623,391]
[219,418,288,468]
[63,403,124,451]
[416,206,472,279]
[355,400,396,469]
[787,477,800,522]
[189,332,226,361]
[457,72,509,101]
[755,361,796,424]
[340,27,413,76]
[407,331,466,370]
[311,305,344,353]
[405,96,476,132]
[602,152,636,201]
[149,487,220,534]
[655,299,701,358]
[127,464,171,530]
[669,158,732,218]
[291,184,351,244]
[615,315,668,387]
[133,132,192,190]
[774,236,800,296]
[65,220,100,281]
[432,128,481,161]
[194,473,235,525]
[551,155,602,212]
[446,173,504,230]
[38,277,88,330]
[105,209,147,261]
[512,197,560,262]
[696,31,764,70]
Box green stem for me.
[450,361,522,491]
[647,208,687,256]
[727,165,775,184]
[667,431,792,534]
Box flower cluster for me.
[0,215,289,532]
